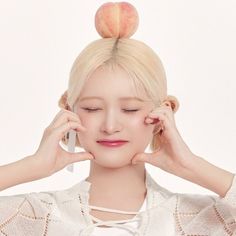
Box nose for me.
[100,110,122,134]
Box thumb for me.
[68,151,94,164]
[132,152,155,165]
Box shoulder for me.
[176,191,218,209]
[0,191,58,216]
[147,176,218,211]
[0,179,89,204]
[0,181,88,234]
[146,171,219,207]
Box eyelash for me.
[82,108,139,113]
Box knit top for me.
[0,170,235,235]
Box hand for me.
[32,109,94,177]
[131,101,196,176]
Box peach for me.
[95,2,139,38]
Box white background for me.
[0,0,235,196]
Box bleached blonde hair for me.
[58,37,179,151]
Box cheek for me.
[76,113,97,146]
[129,115,154,145]
[80,115,95,126]
[129,114,153,133]
[127,115,153,152]
[77,111,100,129]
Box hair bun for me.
[95,2,139,39]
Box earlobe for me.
[58,90,69,110]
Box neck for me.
[86,161,147,199]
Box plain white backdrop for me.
[0,0,235,196]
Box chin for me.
[81,142,147,167]
[87,149,135,168]
[93,159,131,169]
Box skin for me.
[73,65,157,221]
[72,64,235,222]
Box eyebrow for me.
[79,96,146,102]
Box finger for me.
[50,111,84,130]
[51,121,86,142]
[147,114,174,136]
[67,151,95,163]
[49,109,69,125]
[145,112,165,124]
[61,109,82,122]
[149,107,171,116]
[145,107,174,125]
[145,116,160,124]
[160,102,175,119]
[132,152,157,165]
[49,109,81,126]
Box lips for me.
[97,139,128,143]
[97,139,128,147]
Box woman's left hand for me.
[131,101,196,176]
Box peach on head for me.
[95,2,139,38]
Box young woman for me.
[0,2,235,235]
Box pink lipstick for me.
[97,140,128,148]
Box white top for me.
[91,197,146,235]
[0,170,236,235]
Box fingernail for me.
[145,118,153,123]
[77,126,86,132]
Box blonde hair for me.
[58,37,179,151]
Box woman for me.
[0,2,235,235]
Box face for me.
[74,65,156,168]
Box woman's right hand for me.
[32,109,94,177]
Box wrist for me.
[172,153,200,181]
[179,155,234,197]
[28,155,51,179]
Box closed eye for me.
[83,108,100,112]
[123,109,139,112]
[82,108,139,113]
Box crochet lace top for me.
[0,170,236,235]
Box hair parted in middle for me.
[58,2,179,152]
[58,37,179,152]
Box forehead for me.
[79,65,150,101]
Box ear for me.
[164,95,180,113]
[58,90,72,111]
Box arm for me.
[179,154,235,198]
[0,109,94,192]
[0,155,45,191]
[133,101,235,198]
[175,154,236,235]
